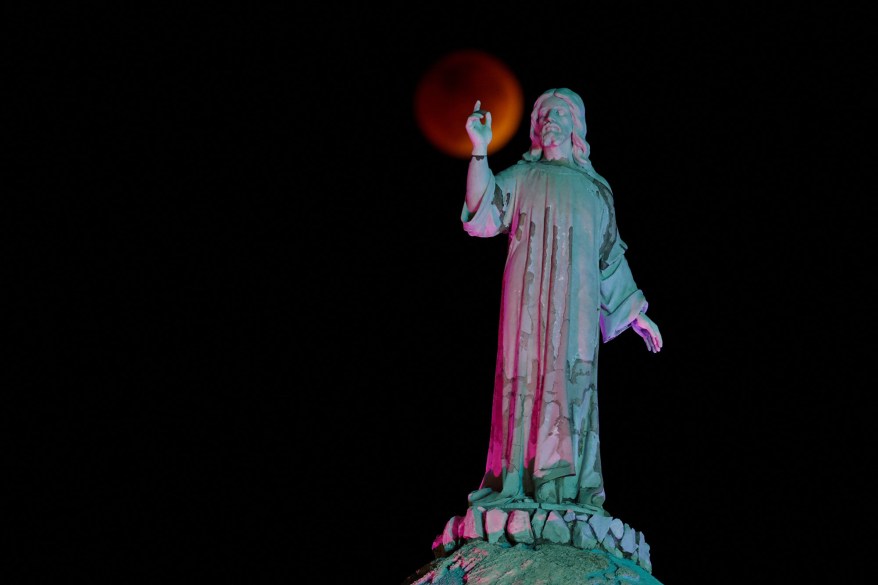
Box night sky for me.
[13,5,872,583]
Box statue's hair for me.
[521,88,610,190]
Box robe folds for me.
[462,159,647,512]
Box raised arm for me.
[465,100,493,215]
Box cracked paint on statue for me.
[462,89,663,514]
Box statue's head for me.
[521,88,609,190]
[528,88,590,161]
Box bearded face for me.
[536,96,574,149]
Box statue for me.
[462,88,663,515]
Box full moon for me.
[414,50,524,158]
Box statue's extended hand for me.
[465,100,492,154]
[631,313,663,353]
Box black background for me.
[11,4,873,583]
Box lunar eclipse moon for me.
[414,50,524,158]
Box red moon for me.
[414,50,524,158]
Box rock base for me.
[405,540,663,585]
[430,503,653,574]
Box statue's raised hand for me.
[465,100,492,155]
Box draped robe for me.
[461,159,647,512]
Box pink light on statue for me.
[409,86,666,584]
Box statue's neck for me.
[542,143,572,162]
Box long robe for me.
[461,158,647,512]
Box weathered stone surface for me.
[506,510,534,544]
[485,509,508,544]
[620,524,637,554]
[572,519,598,550]
[460,506,485,540]
[403,540,664,585]
[588,514,613,542]
[637,531,652,573]
[540,503,606,516]
[431,504,652,571]
[531,508,549,539]
[498,501,539,510]
[432,515,463,557]
[601,532,622,558]
[609,518,624,539]
[542,510,572,544]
